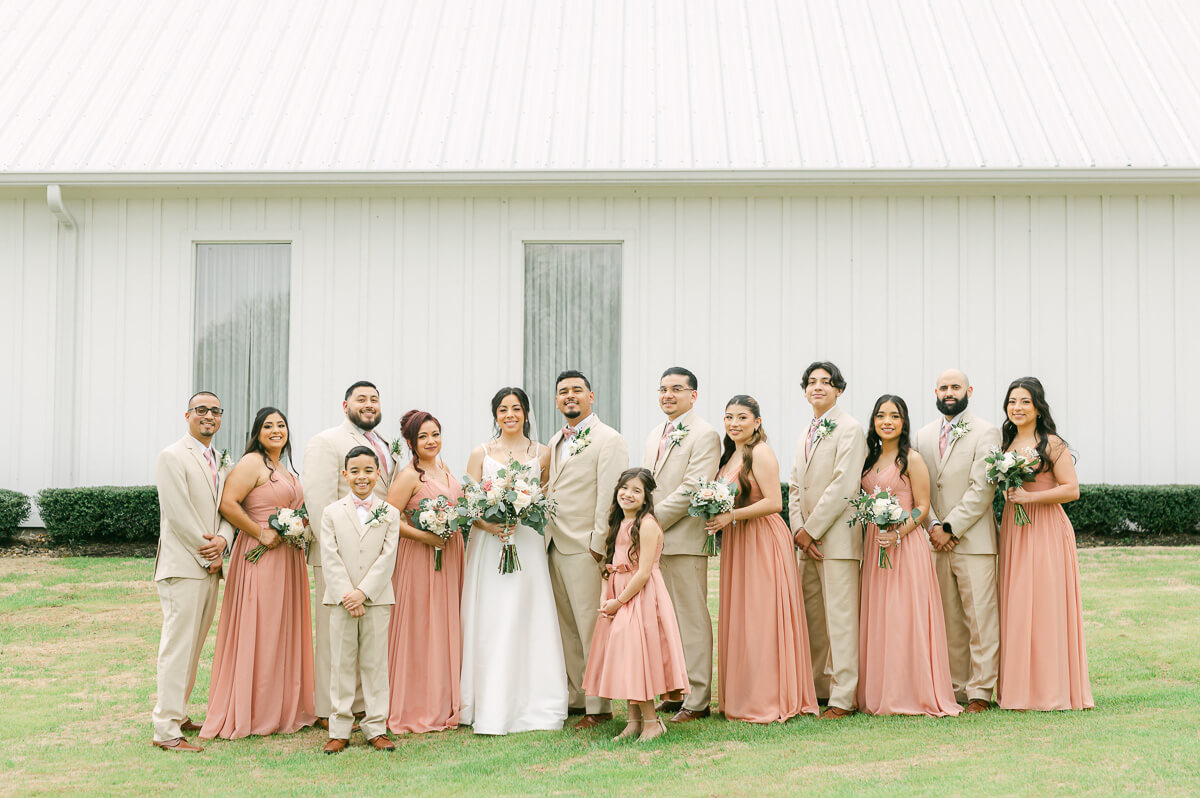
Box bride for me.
[459,387,568,734]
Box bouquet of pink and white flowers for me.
[985,447,1039,526]
[685,478,738,556]
[409,495,471,571]
[246,505,312,563]
[848,488,921,569]
[458,457,556,574]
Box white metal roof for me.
[2,0,1199,183]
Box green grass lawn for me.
[0,548,1197,797]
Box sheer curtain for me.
[523,243,622,432]
[193,243,291,456]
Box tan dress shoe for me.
[572,713,614,729]
[314,717,329,730]
[965,699,992,713]
[323,738,348,754]
[152,737,203,753]
[819,706,856,719]
[179,718,202,732]
[368,735,396,751]
[669,707,711,723]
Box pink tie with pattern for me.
[805,418,820,460]
[939,422,951,457]
[203,449,218,490]
[365,432,389,476]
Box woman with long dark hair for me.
[855,395,960,716]
[201,406,316,739]
[996,378,1092,710]
[705,395,818,722]
[383,409,465,734]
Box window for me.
[523,243,622,436]
[193,243,291,454]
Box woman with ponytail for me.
[706,396,819,723]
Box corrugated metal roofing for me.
[2,0,1199,179]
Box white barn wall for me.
[1,185,1197,503]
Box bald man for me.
[913,370,1001,713]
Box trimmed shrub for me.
[0,489,32,541]
[37,486,160,545]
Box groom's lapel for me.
[548,431,565,485]
[937,412,970,478]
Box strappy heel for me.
[637,715,667,742]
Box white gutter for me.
[47,183,77,225]
[4,168,1200,188]
[47,184,81,489]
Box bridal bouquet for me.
[458,457,556,574]
[848,489,921,569]
[985,447,1039,526]
[685,478,737,556]
[409,495,470,571]
[246,505,312,563]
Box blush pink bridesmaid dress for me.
[717,469,819,722]
[583,519,689,702]
[997,468,1094,710]
[856,462,962,716]
[201,471,316,739]
[386,473,465,733]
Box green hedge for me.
[37,486,160,545]
[0,489,32,541]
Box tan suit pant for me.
[328,604,391,740]
[548,543,611,715]
[152,573,220,741]
[933,550,1000,703]
[312,565,364,718]
[799,557,860,711]
[659,553,712,710]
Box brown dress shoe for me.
[669,707,711,723]
[179,718,203,732]
[323,738,348,754]
[819,706,856,719]
[368,735,396,751]
[314,717,330,730]
[567,706,587,716]
[655,700,684,714]
[965,699,992,713]
[152,737,203,753]
[572,713,614,729]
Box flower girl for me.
[582,468,689,741]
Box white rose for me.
[419,510,437,529]
[513,493,532,511]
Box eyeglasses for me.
[657,386,693,395]
[189,405,224,417]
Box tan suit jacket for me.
[914,412,1001,555]
[787,405,868,561]
[319,496,400,607]
[303,420,399,567]
[545,416,629,555]
[153,436,236,581]
[640,409,722,556]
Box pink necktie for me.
[657,422,674,463]
[939,422,951,457]
[364,432,389,476]
[805,418,819,459]
[203,448,218,489]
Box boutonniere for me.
[389,438,405,458]
[365,505,390,529]
[217,449,233,471]
[667,423,690,449]
[949,419,970,445]
[566,426,593,457]
[813,418,837,445]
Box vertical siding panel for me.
[717,197,748,388]
[264,197,292,229]
[1065,196,1105,482]
[784,196,819,453]
[541,196,570,229]
[1031,196,1068,412]
[296,197,332,434]
[1102,195,1140,481]
[434,197,467,439]
[230,197,259,231]
[960,196,998,416]
[1138,195,1175,483]
[465,197,504,457]
[194,198,224,230]
[751,196,784,424]
[854,196,889,405]
[821,197,854,379]
[0,200,24,488]
[576,197,606,227]
[679,196,716,424]
[995,196,1033,381]
[1176,196,1200,483]
[890,196,926,422]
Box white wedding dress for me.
[459,453,568,734]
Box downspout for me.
[47,184,80,489]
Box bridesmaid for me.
[384,409,465,734]
[201,407,316,739]
[855,395,961,716]
[997,377,1093,711]
[705,396,819,723]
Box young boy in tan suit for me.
[319,446,400,753]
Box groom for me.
[914,369,1001,712]
[303,380,400,727]
[151,391,236,752]
[545,370,629,729]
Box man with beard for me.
[914,369,1001,713]
[303,381,400,728]
[544,370,629,729]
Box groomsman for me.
[151,392,236,752]
[788,361,868,719]
[545,370,629,729]
[303,381,399,727]
[640,367,721,722]
[914,369,1001,712]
